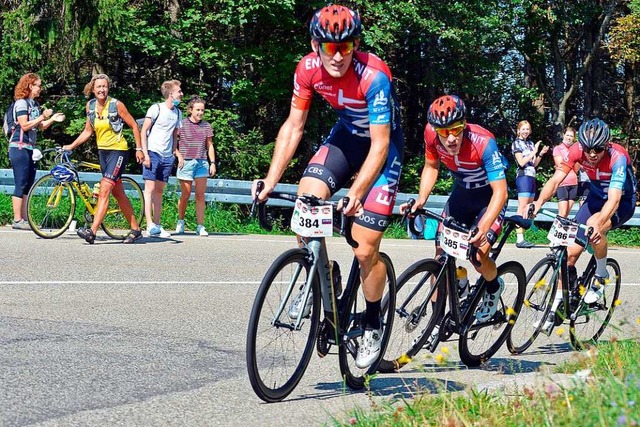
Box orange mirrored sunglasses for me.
[319,41,355,56]
[434,122,465,138]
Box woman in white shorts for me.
[175,96,216,236]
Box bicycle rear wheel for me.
[26,174,76,238]
[459,261,525,367]
[338,253,396,389]
[570,258,621,350]
[379,258,445,372]
[102,177,145,239]
[246,248,320,402]
[507,256,559,354]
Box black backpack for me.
[3,101,18,140]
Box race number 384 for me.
[290,199,333,237]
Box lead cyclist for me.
[252,4,404,369]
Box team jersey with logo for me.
[424,123,507,190]
[291,51,401,138]
[560,142,636,199]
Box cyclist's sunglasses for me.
[587,146,606,154]
[434,121,465,138]
[319,41,355,57]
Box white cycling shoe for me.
[475,278,505,322]
[356,327,383,368]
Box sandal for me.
[76,227,96,244]
[123,229,142,244]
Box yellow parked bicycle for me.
[26,147,144,239]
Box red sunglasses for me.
[319,41,355,57]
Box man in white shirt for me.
[140,80,183,238]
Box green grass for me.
[333,339,640,426]
[1,191,638,245]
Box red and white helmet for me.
[427,95,467,127]
[309,4,362,42]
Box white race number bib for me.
[439,225,470,260]
[547,217,578,247]
[290,199,333,237]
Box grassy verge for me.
[335,339,640,426]
[1,191,637,244]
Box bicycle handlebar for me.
[538,208,594,243]
[251,181,359,248]
[403,198,481,268]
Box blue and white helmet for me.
[51,165,77,183]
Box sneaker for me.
[316,318,336,358]
[288,288,313,319]
[516,240,535,249]
[533,312,555,336]
[356,327,383,368]
[196,224,209,236]
[422,325,440,351]
[175,220,185,234]
[123,229,142,244]
[149,225,170,238]
[584,275,607,304]
[76,227,96,244]
[11,219,31,230]
[475,278,505,322]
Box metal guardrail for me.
[1,168,639,225]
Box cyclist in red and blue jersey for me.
[252,4,404,369]
[402,94,509,322]
[533,118,637,303]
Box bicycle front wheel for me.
[379,258,445,372]
[459,261,525,367]
[246,248,321,403]
[338,253,396,390]
[507,256,559,354]
[570,258,621,350]
[26,174,76,238]
[102,176,145,239]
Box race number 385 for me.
[290,199,333,237]
[439,226,470,260]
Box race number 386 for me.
[290,199,333,237]
[547,218,577,246]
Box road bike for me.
[26,147,144,239]
[507,209,622,352]
[379,202,529,371]
[246,183,396,402]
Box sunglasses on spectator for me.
[319,41,355,56]
[434,122,465,138]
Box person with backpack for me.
[62,74,144,244]
[139,80,183,238]
[7,72,65,230]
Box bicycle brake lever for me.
[339,197,358,249]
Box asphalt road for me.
[1,228,639,426]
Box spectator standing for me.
[175,96,216,236]
[552,126,579,217]
[140,80,183,238]
[511,120,548,248]
[8,73,64,230]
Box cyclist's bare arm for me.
[254,107,309,202]
[469,178,508,246]
[343,123,389,216]
[534,167,570,213]
[410,157,439,212]
[589,188,622,240]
